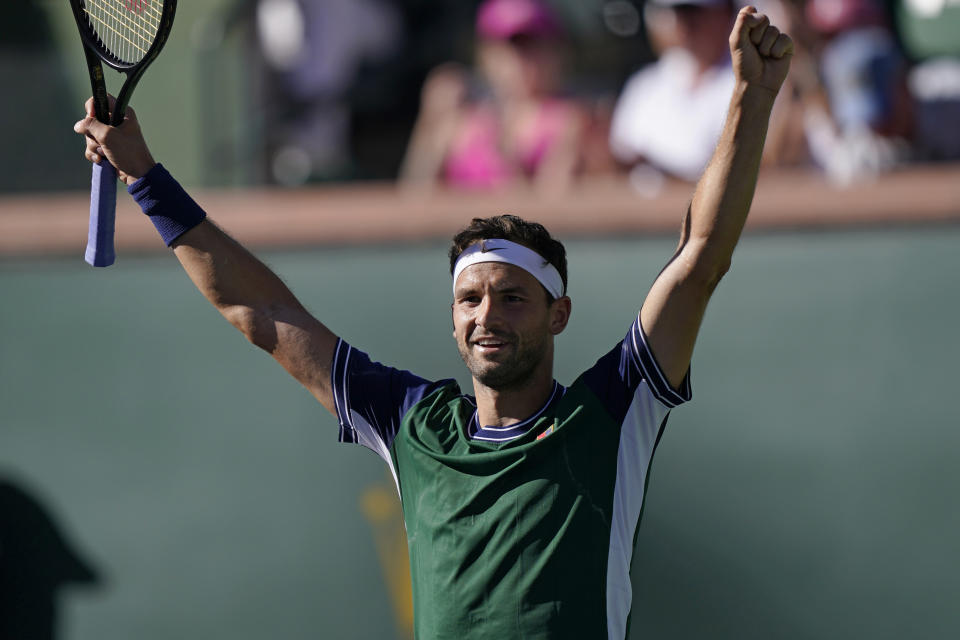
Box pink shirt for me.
[442,100,573,189]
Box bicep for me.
[171,223,340,413]
[266,307,340,415]
[639,238,719,390]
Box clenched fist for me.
[729,5,794,96]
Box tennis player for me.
[75,7,791,638]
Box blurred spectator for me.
[908,56,960,162]
[256,0,403,185]
[399,0,592,192]
[892,0,960,163]
[608,0,737,192]
[800,0,916,184]
[752,0,813,168]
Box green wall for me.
[2,228,959,638]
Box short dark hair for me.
[448,215,568,297]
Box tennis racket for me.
[69,0,177,267]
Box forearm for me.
[639,6,791,389]
[399,112,453,184]
[685,83,777,271]
[130,165,311,350]
[76,103,339,410]
[172,221,307,345]
[146,182,337,410]
[533,114,583,193]
[171,217,339,411]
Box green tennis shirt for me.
[332,315,691,639]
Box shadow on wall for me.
[0,475,102,640]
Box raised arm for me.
[74,101,339,414]
[398,64,466,187]
[639,6,793,389]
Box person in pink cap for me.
[400,0,590,192]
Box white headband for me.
[452,239,564,299]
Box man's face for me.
[452,262,569,390]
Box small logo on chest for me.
[536,421,557,441]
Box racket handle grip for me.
[85,161,118,267]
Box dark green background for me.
[2,228,958,638]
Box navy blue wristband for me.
[128,163,207,246]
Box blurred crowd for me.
[252,0,960,192]
[12,0,957,193]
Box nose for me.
[475,294,502,330]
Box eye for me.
[505,294,525,303]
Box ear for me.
[548,296,572,335]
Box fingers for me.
[73,117,104,163]
[121,104,138,124]
[74,95,139,148]
[758,23,779,56]
[74,107,112,165]
[731,6,763,48]
[74,115,110,142]
[748,16,769,47]
[732,5,794,60]
[770,32,794,59]
[82,94,124,123]
[74,97,155,176]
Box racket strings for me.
[83,0,164,64]
[89,0,163,36]
[87,0,161,56]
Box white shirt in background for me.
[610,47,735,183]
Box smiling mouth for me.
[472,336,511,350]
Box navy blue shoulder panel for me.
[578,315,692,423]
[331,339,455,451]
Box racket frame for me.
[69,1,177,266]
[68,0,178,125]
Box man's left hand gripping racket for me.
[69,0,177,267]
